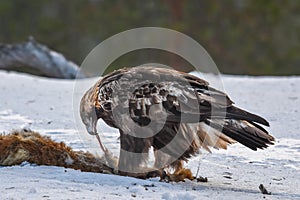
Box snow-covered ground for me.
[0,70,300,199]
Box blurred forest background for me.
[1,0,299,75]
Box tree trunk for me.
[0,37,85,79]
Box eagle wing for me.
[96,67,274,154]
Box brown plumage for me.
[80,66,275,180]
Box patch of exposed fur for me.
[2,148,29,166]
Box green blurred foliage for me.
[0,0,299,75]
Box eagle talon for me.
[146,169,166,179]
[159,172,171,183]
[196,176,208,182]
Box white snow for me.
[0,70,300,199]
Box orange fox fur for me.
[0,130,113,173]
[167,168,194,182]
[0,130,196,182]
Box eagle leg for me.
[118,130,152,176]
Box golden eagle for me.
[80,67,274,180]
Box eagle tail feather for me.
[225,106,270,126]
[204,119,274,151]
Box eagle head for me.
[80,87,98,136]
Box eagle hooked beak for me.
[84,118,108,153]
[83,118,108,154]
[85,117,98,136]
[80,102,108,153]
